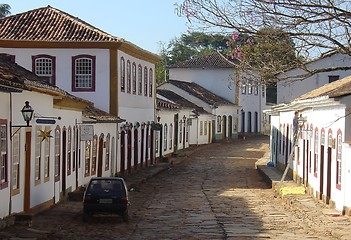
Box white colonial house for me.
[0,56,118,222]
[157,89,214,148]
[158,79,237,142]
[167,51,267,135]
[277,52,351,104]
[0,6,160,176]
[268,75,351,214]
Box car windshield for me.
[88,179,125,196]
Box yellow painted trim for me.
[53,98,89,110]
[110,49,118,116]
[119,42,160,64]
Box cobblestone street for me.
[1,136,351,239]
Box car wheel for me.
[122,210,129,223]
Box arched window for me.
[164,124,168,151]
[127,60,131,93]
[138,64,142,95]
[144,67,148,96]
[149,68,153,97]
[120,57,125,92]
[132,62,136,94]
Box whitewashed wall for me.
[277,53,351,104]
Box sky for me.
[4,1,189,54]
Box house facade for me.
[268,76,351,213]
[167,52,267,134]
[0,6,160,175]
[158,79,237,142]
[277,52,351,104]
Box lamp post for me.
[10,101,34,140]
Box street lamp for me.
[11,101,34,140]
[21,101,34,126]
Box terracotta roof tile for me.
[0,6,122,42]
[83,105,121,123]
[157,89,208,114]
[297,76,351,100]
[167,80,233,106]
[167,51,237,69]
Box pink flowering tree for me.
[175,0,351,82]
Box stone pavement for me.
[1,138,351,239]
[255,150,351,239]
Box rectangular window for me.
[85,141,91,177]
[72,55,96,92]
[248,82,252,95]
[149,69,153,97]
[12,132,20,193]
[144,67,148,96]
[44,138,50,181]
[241,83,246,94]
[105,135,110,171]
[254,83,258,95]
[35,127,42,184]
[55,128,60,182]
[329,75,339,83]
[33,55,56,85]
[200,121,203,135]
[138,65,142,95]
[91,136,97,175]
[0,120,8,189]
[67,128,71,175]
[132,62,137,94]
[204,121,208,135]
[336,133,342,189]
[120,57,125,92]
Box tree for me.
[175,0,351,81]
[155,32,230,84]
[0,4,10,18]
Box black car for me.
[83,177,130,222]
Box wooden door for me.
[97,137,103,177]
[24,132,31,212]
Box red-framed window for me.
[336,129,342,190]
[72,55,96,92]
[55,126,61,182]
[67,127,72,176]
[149,68,153,97]
[105,134,110,171]
[32,54,56,85]
[120,57,125,92]
[144,67,148,96]
[314,127,319,177]
[138,64,142,95]
[132,62,137,94]
[0,119,8,189]
[91,135,98,175]
[127,60,131,93]
[85,140,91,177]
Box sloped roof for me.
[156,97,181,110]
[0,6,121,42]
[157,89,208,114]
[168,51,237,69]
[83,105,122,123]
[167,80,233,106]
[297,75,351,100]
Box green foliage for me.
[227,28,300,83]
[156,32,230,84]
[0,4,10,18]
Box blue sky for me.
[4,1,188,54]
